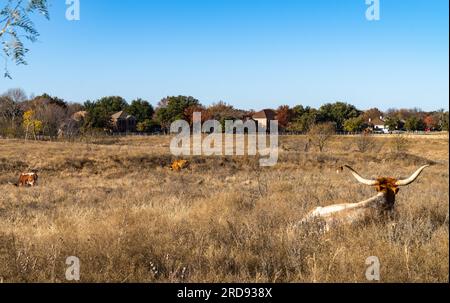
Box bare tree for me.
[58,118,82,140]
[3,88,27,103]
[35,102,68,138]
[0,95,23,137]
[307,122,336,152]
[22,95,71,139]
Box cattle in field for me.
[170,160,189,171]
[9,172,39,187]
[301,165,430,231]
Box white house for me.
[369,116,388,133]
[252,109,277,132]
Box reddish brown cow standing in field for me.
[9,172,39,187]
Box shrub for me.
[392,134,409,153]
[356,133,376,153]
[307,123,336,152]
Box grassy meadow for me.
[0,134,448,283]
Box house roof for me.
[111,111,135,120]
[370,117,385,125]
[253,109,277,120]
[72,111,88,121]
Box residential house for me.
[368,116,388,133]
[111,111,137,133]
[72,111,88,122]
[252,109,277,132]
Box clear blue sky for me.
[1,0,448,111]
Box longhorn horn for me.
[395,165,430,186]
[343,165,378,186]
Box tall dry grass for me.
[0,135,448,282]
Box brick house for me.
[111,111,137,133]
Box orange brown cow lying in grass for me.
[170,160,190,171]
[301,165,430,231]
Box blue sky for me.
[1,0,448,110]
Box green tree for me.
[1,0,49,78]
[287,105,318,133]
[405,116,425,131]
[318,102,361,131]
[84,96,128,128]
[137,119,158,133]
[155,96,200,132]
[384,116,402,131]
[343,116,366,133]
[291,105,306,120]
[288,113,317,133]
[128,99,154,123]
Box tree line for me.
[0,88,448,140]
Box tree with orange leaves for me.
[276,105,293,129]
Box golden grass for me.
[0,134,448,283]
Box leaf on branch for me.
[0,0,49,77]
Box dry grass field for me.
[0,134,448,283]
